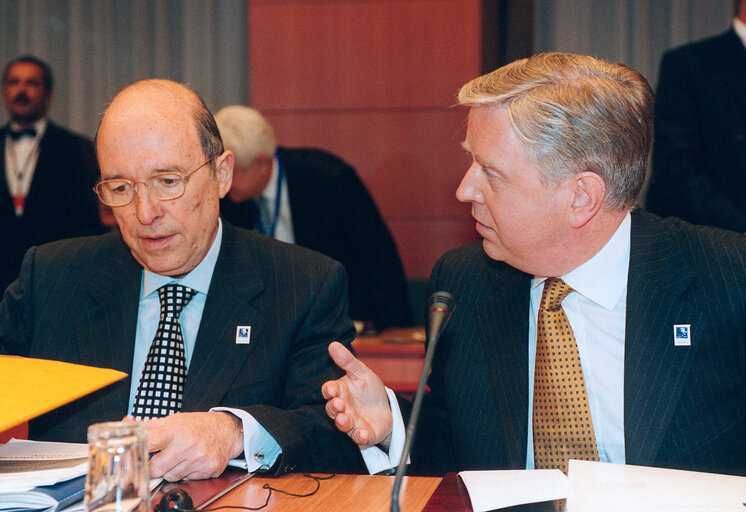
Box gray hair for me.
[458,52,653,210]
[214,105,277,168]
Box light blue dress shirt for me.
[128,219,281,471]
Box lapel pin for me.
[235,326,251,345]
[673,324,691,346]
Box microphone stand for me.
[390,292,454,512]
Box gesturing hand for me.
[321,341,393,449]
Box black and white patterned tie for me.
[132,284,196,420]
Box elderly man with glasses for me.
[0,79,366,480]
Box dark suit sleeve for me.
[0,246,37,356]
[283,148,413,330]
[240,259,367,475]
[647,43,746,231]
[333,166,412,329]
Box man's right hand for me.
[322,341,393,449]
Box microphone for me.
[390,291,455,512]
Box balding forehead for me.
[109,79,198,109]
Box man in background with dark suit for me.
[1,55,103,292]
[646,0,746,232]
[322,53,746,478]
[214,105,412,332]
[0,79,365,480]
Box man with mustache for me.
[1,55,103,293]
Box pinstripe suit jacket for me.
[405,209,746,476]
[0,222,366,474]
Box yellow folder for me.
[0,356,127,432]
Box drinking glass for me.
[85,421,150,512]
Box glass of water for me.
[85,421,150,512]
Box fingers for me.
[144,413,238,481]
[321,380,340,400]
[328,341,372,380]
[144,417,171,454]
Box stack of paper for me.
[458,461,746,511]
[0,439,88,512]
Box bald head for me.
[95,78,233,277]
[98,79,223,164]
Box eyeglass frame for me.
[93,156,216,207]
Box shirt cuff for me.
[210,406,282,472]
[359,387,407,475]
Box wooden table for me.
[208,473,441,512]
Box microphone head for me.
[428,291,455,314]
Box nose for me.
[133,183,161,224]
[456,162,484,204]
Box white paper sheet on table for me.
[566,459,746,512]
[458,469,574,512]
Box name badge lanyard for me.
[264,161,284,238]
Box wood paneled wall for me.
[248,0,483,277]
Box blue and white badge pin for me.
[673,324,691,346]
[236,326,251,345]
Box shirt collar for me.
[141,218,223,298]
[8,118,47,140]
[733,17,746,48]
[532,212,631,310]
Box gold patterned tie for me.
[533,277,599,475]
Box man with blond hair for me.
[323,53,746,478]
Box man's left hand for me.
[145,412,244,481]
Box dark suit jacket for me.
[403,210,746,477]
[646,29,746,232]
[0,222,366,474]
[0,121,104,292]
[221,147,412,330]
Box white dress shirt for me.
[4,118,46,215]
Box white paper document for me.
[567,460,746,512]
[458,469,574,511]
[0,439,88,491]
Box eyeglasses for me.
[94,157,214,207]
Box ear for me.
[215,150,234,199]
[568,171,605,228]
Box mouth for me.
[473,218,494,236]
[139,233,175,247]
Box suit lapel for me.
[182,225,265,411]
[476,263,532,468]
[624,210,702,465]
[76,235,142,420]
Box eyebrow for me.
[101,165,186,181]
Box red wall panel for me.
[249,0,482,276]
